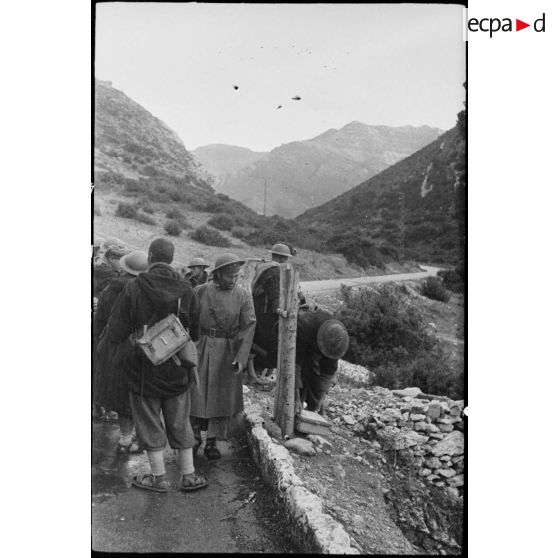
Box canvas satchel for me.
[136,298,193,367]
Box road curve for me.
[300,265,441,294]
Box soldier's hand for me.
[232,361,244,375]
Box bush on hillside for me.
[202,199,227,213]
[123,179,149,195]
[189,225,231,247]
[327,232,385,268]
[164,220,182,236]
[136,212,156,226]
[116,202,138,219]
[147,190,171,203]
[231,226,250,239]
[140,202,154,214]
[420,277,450,303]
[207,213,236,231]
[165,208,190,229]
[438,265,465,294]
[335,284,462,398]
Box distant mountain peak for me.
[213,123,443,218]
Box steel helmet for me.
[270,243,292,257]
[213,253,246,272]
[119,250,149,276]
[316,319,349,360]
[188,257,210,269]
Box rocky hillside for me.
[94,79,213,190]
[215,122,442,218]
[295,113,466,266]
[192,144,267,177]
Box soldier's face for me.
[219,269,239,290]
[191,266,203,279]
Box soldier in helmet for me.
[185,257,210,288]
[93,250,149,450]
[190,253,256,460]
[295,309,349,414]
[93,238,128,297]
[105,238,207,492]
[249,243,293,383]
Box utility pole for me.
[399,191,405,261]
[263,179,267,217]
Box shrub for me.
[189,225,231,247]
[142,164,158,177]
[207,213,235,231]
[420,277,450,303]
[116,202,138,219]
[123,179,149,195]
[140,202,154,214]
[165,208,190,228]
[336,284,437,372]
[147,190,171,203]
[334,284,463,398]
[136,212,156,226]
[438,266,465,294]
[168,188,187,202]
[164,220,182,236]
[202,199,226,213]
[231,226,253,240]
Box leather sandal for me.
[180,473,209,492]
[131,474,171,493]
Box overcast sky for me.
[95,3,466,152]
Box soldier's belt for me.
[201,327,239,339]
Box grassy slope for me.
[94,191,368,281]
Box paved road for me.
[300,265,441,294]
[92,421,299,553]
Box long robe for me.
[93,275,134,415]
[190,281,256,419]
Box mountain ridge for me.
[212,121,443,218]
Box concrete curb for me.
[244,411,358,554]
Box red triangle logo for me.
[516,19,530,31]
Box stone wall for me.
[364,390,464,497]
[332,361,465,498]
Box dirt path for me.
[92,422,300,553]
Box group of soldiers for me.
[93,237,349,493]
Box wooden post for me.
[273,262,299,437]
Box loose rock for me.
[284,437,317,456]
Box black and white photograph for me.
[92,1,466,554]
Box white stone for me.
[307,434,333,454]
[431,432,464,457]
[426,402,442,420]
[284,437,317,456]
[393,387,423,398]
[436,468,456,478]
[446,474,464,488]
[426,457,442,469]
[342,414,356,426]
